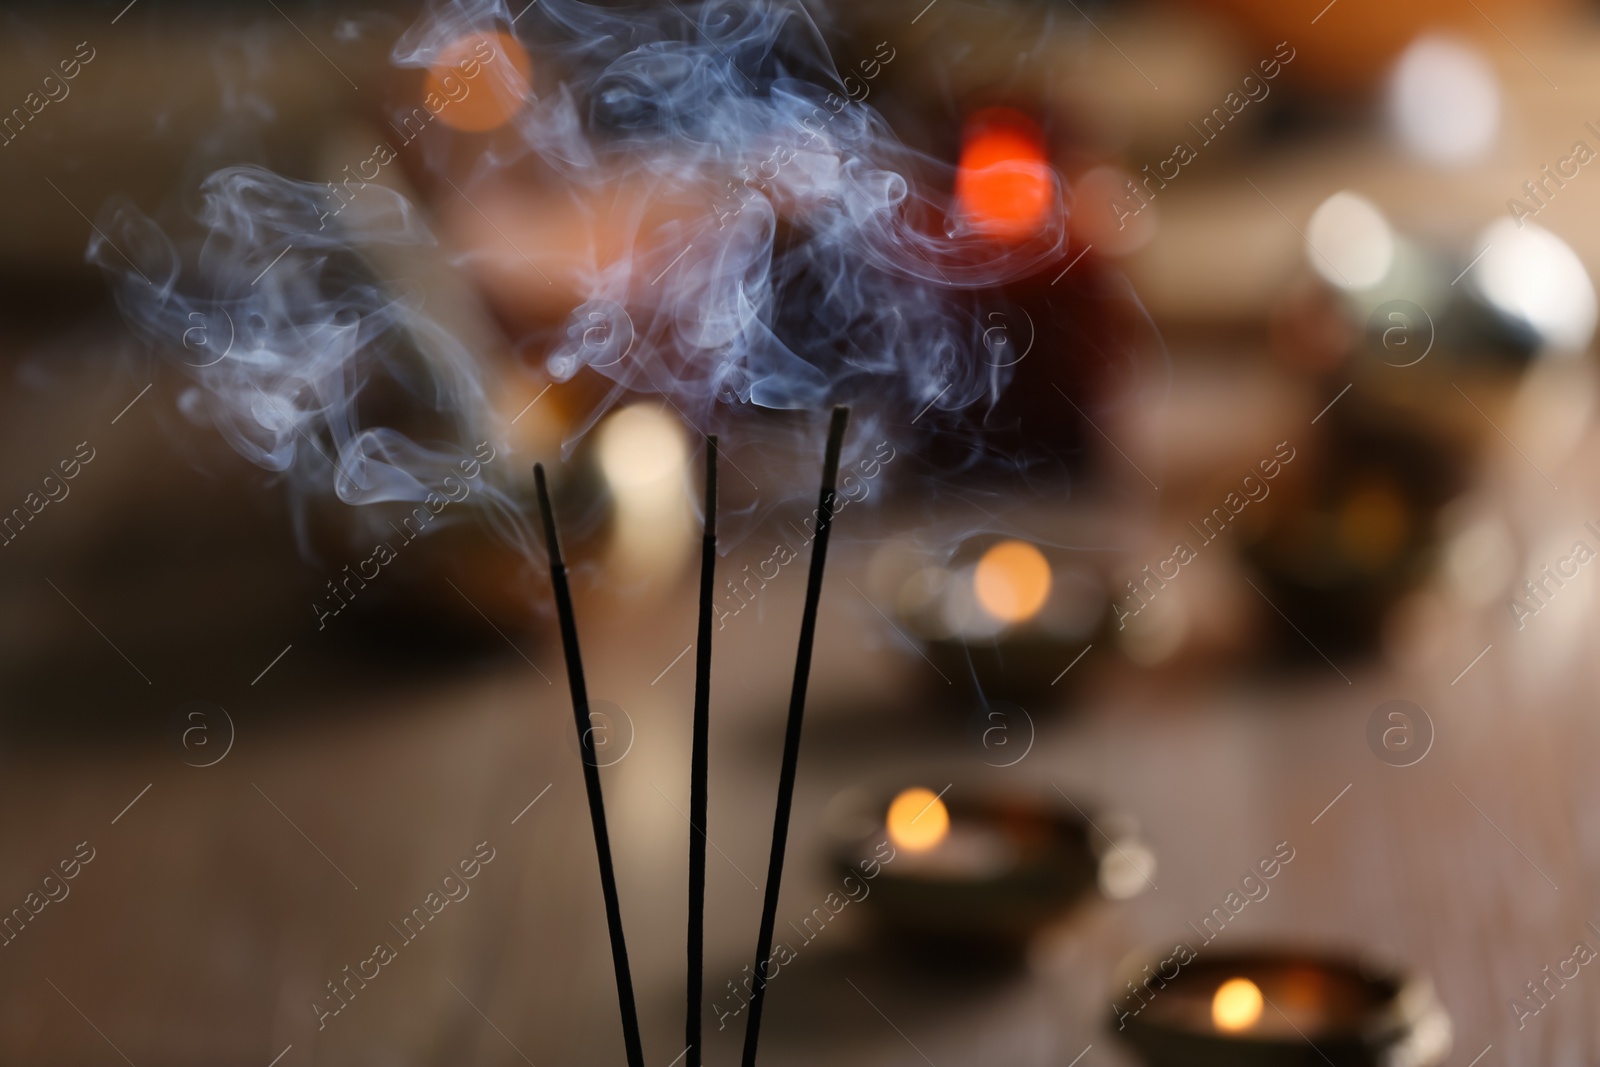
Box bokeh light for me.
[596,404,687,494]
[1211,977,1264,1032]
[1388,35,1500,167]
[1071,164,1158,256]
[596,404,693,580]
[1306,191,1394,290]
[886,787,951,853]
[955,108,1053,241]
[1473,218,1598,354]
[1097,838,1158,900]
[974,540,1052,624]
[424,31,533,133]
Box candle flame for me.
[886,787,950,853]
[1211,977,1264,1033]
[974,540,1052,624]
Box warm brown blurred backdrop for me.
[3,1,1600,1065]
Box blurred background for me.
[2,0,1600,1063]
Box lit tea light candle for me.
[830,787,1146,959]
[881,536,1105,700]
[1211,977,1263,1033]
[886,786,951,853]
[973,539,1052,624]
[1114,949,1452,1067]
[885,786,1018,880]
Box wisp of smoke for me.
[87,0,1106,559]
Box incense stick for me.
[739,406,850,1067]
[687,436,717,1067]
[533,463,646,1067]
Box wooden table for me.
[0,380,1593,1067]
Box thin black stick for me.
[687,436,718,1067]
[533,464,646,1067]
[739,406,850,1067]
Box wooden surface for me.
[0,351,1595,1067]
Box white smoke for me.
[87,0,1112,558]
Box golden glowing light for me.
[1211,977,1265,1033]
[425,31,533,133]
[886,787,950,853]
[955,108,1052,241]
[596,404,687,495]
[596,405,693,580]
[974,540,1052,624]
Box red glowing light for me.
[955,109,1053,241]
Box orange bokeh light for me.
[974,540,1052,624]
[887,787,951,853]
[955,108,1053,241]
[1211,977,1265,1032]
[424,30,532,133]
